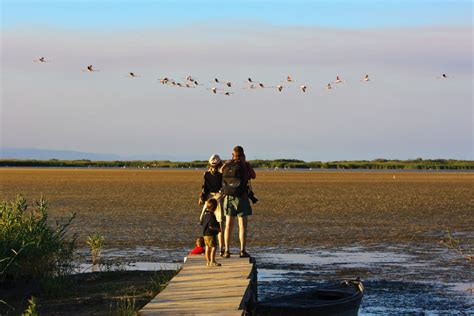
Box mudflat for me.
[1,168,472,249]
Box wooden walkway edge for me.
[139,255,257,315]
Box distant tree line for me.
[1,158,473,170]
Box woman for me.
[199,154,225,256]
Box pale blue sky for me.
[1,1,473,161]
[2,0,472,29]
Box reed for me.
[86,232,104,265]
[0,195,76,282]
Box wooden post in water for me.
[140,255,257,315]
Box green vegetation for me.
[115,296,137,316]
[86,232,104,264]
[0,195,76,282]
[1,158,473,170]
[21,297,38,316]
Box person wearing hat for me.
[199,154,225,256]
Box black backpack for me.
[222,161,245,196]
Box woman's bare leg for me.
[218,222,225,253]
[225,215,234,252]
[238,216,248,252]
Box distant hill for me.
[0,147,198,161]
[0,147,122,161]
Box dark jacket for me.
[202,211,220,237]
[201,170,223,196]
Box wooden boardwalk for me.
[139,255,257,315]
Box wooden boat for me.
[257,279,364,316]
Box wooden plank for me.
[140,255,256,315]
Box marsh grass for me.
[115,295,137,316]
[0,195,76,282]
[87,232,104,265]
[148,270,177,294]
[21,297,38,316]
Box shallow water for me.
[77,244,473,314]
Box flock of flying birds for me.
[33,56,451,96]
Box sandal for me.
[222,251,230,258]
[210,262,221,267]
[219,250,225,257]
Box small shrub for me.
[86,232,104,264]
[0,195,76,282]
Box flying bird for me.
[159,77,169,84]
[300,85,307,92]
[33,57,47,63]
[277,85,283,92]
[335,76,343,83]
[287,75,294,82]
[211,87,217,94]
[363,74,370,82]
[259,83,265,88]
[247,78,253,83]
[437,73,449,79]
[223,92,234,96]
[82,65,99,72]
[226,81,232,87]
[326,83,332,90]
[128,72,142,78]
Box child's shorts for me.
[204,235,217,248]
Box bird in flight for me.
[362,74,370,82]
[82,65,99,72]
[277,85,283,92]
[223,92,234,96]
[226,81,232,87]
[128,72,142,78]
[437,73,449,79]
[259,83,265,88]
[335,76,343,84]
[287,75,294,82]
[33,56,47,63]
[326,83,332,90]
[211,87,217,94]
[247,78,253,83]
[159,77,170,84]
[300,85,307,92]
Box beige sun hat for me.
[208,154,222,167]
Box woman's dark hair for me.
[233,146,244,158]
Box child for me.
[189,237,205,255]
[199,154,225,256]
[201,198,221,267]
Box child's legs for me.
[205,246,211,263]
[210,247,216,263]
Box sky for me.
[1,0,473,161]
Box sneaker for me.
[240,251,250,258]
[223,251,230,258]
